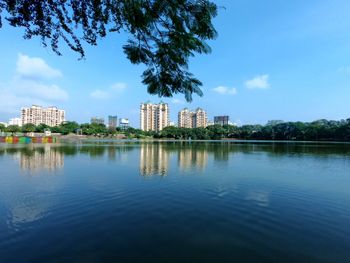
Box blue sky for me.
[1,0,350,127]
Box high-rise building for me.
[178,108,192,128]
[194,108,207,128]
[108,115,118,129]
[178,108,207,128]
[140,102,169,131]
[214,116,229,126]
[21,105,65,127]
[91,117,105,125]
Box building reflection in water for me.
[140,143,169,176]
[107,145,130,163]
[213,144,230,162]
[139,143,210,176]
[17,145,64,173]
[178,146,208,171]
[108,146,117,161]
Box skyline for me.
[1,0,350,127]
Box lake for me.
[0,141,350,262]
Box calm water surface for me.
[0,141,350,262]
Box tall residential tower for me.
[140,102,169,132]
[108,115,118,129]
[178,108,207,128]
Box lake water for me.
[0,141,350,262]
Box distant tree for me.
[266,120,284,126]
[22,123,36,133]
[206,124,226,139]
[0,0,218,101]
[80,123,93,135]
[59,121,80,135]
[193,127,210,140]
[225,124,239,138]
[36,123,50,133]
[6,125,20,134]
[161,126,181,139]
[90,123,108,135]
[51,126,62,134]
[0,123,5,132]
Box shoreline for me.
[59,136,350,145]
[1,134,350,145]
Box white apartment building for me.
[195,108,207,128]
[178,108,193,128]
[178,108,207,128]
[140,102,169,132]
[21,105,65,127]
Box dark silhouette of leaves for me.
[0,0,218,101]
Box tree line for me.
[1,119,350,141]
[136,118,350,141]
[0,122,152,138]
[158,119,350,141]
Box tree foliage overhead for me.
[0,0,218,101]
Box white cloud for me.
[13,78,68,101]
[0,54,68,118]
[171,98,185,104]
[90,89,109,99]
[111,82,127,92]
[0,80,68,116]
[16,53,62,79]
[90,82,127,99]
[212,86,237,95]
[245,75,270,89]
[0,90,46,115]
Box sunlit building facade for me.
[178,108,207,128]
[140,102,169,132]
[178,108,193,128]
[21,105,65,127]
[194,108,207,128]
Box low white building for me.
[21,105,65,127]
[206,120,215,126]
[9,118,22,127]
[44,129,52,136]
